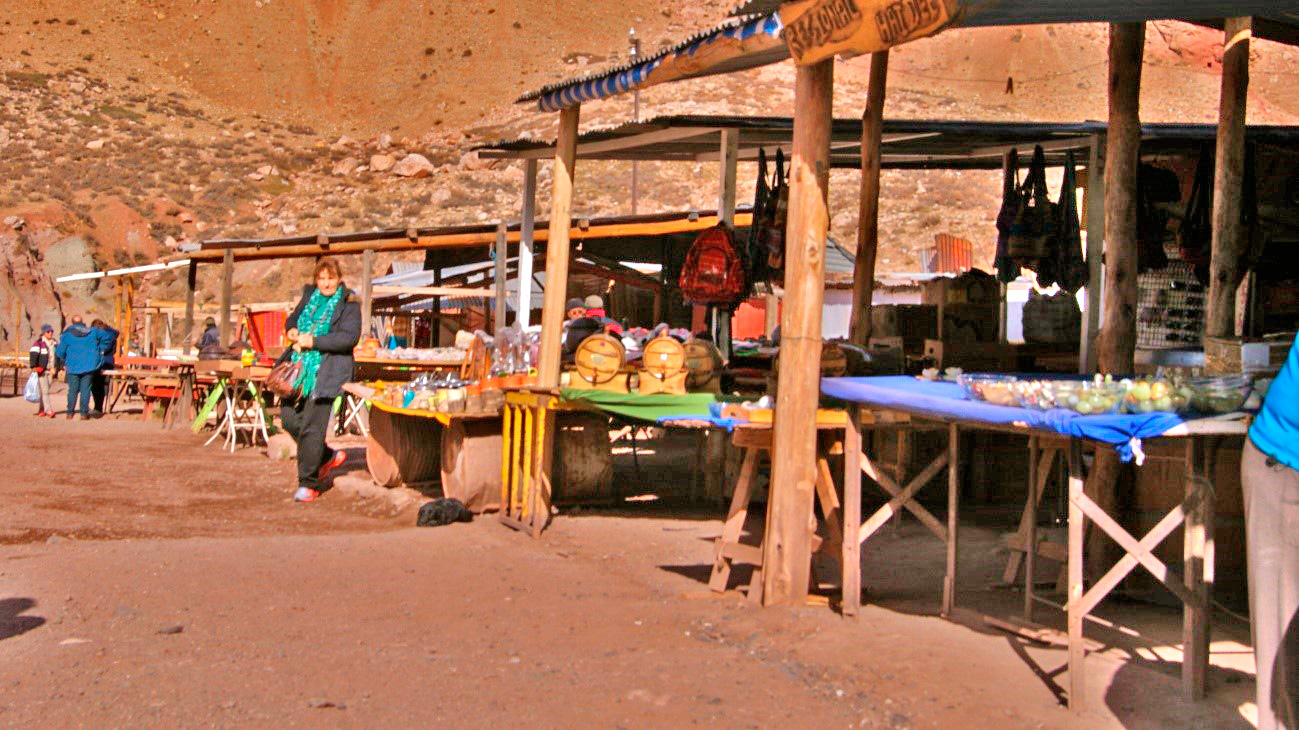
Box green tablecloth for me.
[559,389,717,422]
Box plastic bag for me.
[23,372,40,403]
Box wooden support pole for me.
[517,159,538,329]
[164,312,173,351]
[183,260,197,355]
[842,406,862,616]
[1098,22,1143,375]
[1182,438,1212,699]
[849,50,888,346]
[764,291,779,338]
[537,105,580,387]
[1206,17,1252,339]
[942,422,959,617]
[763,59,833,607]
[1082,134,1106,374]
[219,249,234,346]
[1089,23,1144,580]
[494,222,508,332]
[717,128,739,359]
[360,248,375,340]
[1066,439,1087,711]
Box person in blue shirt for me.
[53,316,100,419]
[89,319,119,416]
[1242,334,1299,730]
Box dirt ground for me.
[0,393,1261,728]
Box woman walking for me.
[281,260,360,503]
[28,324,56,417]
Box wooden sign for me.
[779,0,955,65]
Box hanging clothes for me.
[994,148,1020,284]
[1053,149,1088,294]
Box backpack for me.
[679,224,747,306]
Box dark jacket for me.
[29,336,52,371]
[197,325,220,350]
[54,324,101,375]
[286,284,360,399]
[91,324,119,369]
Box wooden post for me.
[494,222,508,333]
[1091,22,1144,579]
[183,261,197,355]
[143,309,153,356]
[164,311,173,351]
[842,405,862,616]
[219,249,234,346]
[764,291,779,337]
[1066,439,1086,711]
[360,248,375,340]
[1098,22,1143,375]
[1182,438,1211,699]
[536,105,580,386]
[1081,134,1106,374]
[942,422,959,617]
[517,159,538,329]
[717,128,739,359]
[1206,17,1252,339]
[849,50,888,346]
[763,59,833,607]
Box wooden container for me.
[569,333,631,393]
[1203,334,1293,375]
[639,335,688,395]
[683,339,723,394]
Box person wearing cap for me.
[197,316,220,350]
[28,324,56,417]
[583,294,623,336]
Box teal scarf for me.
[292,286,345,397]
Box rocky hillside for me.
[2,1,1297,346]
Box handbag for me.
[1007,145,1056,262]
[265,348,303,399]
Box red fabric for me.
[678,225,746,305]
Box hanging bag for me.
[1053,149,1089,294]
[746,150,773,287]
[764,149,789,273]
[265,346,303,400]
[23,372,40,403]
[994,148,1021,283]
[679,224,747,306]
[1007,145,1056,262]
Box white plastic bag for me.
[23,372,40,403]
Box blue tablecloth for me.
[821,376,1185,462]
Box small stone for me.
[392,153,435,178]
[256,164,274,176]
[376,133,392,149]
[46,534,67,544]
[331,157,360,176]
[157,624,184,635]
[369,153,395,172]
[219,700,236,710]
[85,139,105,150]
[307,698,336,709]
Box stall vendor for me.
[1241,334,1299,730]
[583,294,623,336]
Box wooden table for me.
[102,363,200,428]
[838,404,1245,710]
[193,363,271,450]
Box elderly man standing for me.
[54,316,100,420]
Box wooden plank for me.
[183,260,197,356]
[1081,135,1105,373]
[1206,17,1252,338]
[537,105,580,387]
[494,222,508,332]
[517,159,538,329]
[1182,438,1211,699]
[1025,438,1040,618]
[360,248,374,339]
[372,285,498,299]
[717,129,738,360]
[219,249,234,346]
[849,50,888,345]
[858,450,949,543]
[942,422,959,617]
[764,59,833,607]
[842,405,863,616]
[1073,491,1197,616]
[1067,438,1086,711]
[710,447,759,592]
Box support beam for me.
[763,59,833,607]
[537,105,580,387]
[219,249,234,346]
[1206,17,1252,339]
[849,50,888,345]
[360,248,375,340]
[517,159,538,329]
[183,261,197,355]
[1081,134,1106,373]
[717,128,739,359]
[494,222,508,333]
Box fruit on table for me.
[1121,377,1189,413]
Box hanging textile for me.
[993,148,1020,284]
[1053,149,1088,294]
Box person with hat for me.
[582,294,623,336]
[28,324,56,417]
[54,316,100,419]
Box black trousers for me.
[281,396,335,490]
[91,370,107,413]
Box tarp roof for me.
[478,115,1299,170]
[519,3,1298,112]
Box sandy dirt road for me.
[0,396,1253,728]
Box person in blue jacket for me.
[89,319,119,416]
[54,316,100,419]
[1242,334,1299,730]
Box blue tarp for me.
[821,376,1185,462]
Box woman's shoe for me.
[35,411,45,417]
[293,487,320,503]
[318,450,348,480]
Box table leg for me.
[1067,438,1086,711]
[1025,436,1038,621]
[710,447,759,593]
[1182,437,1212,700]
[942,423,959,618]
[842,405,862,616]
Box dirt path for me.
[0,397,1253,728]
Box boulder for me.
[331,156,360,176]
[369,153,395,172]
[391,153,434,178]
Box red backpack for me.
[678,224,747,305]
